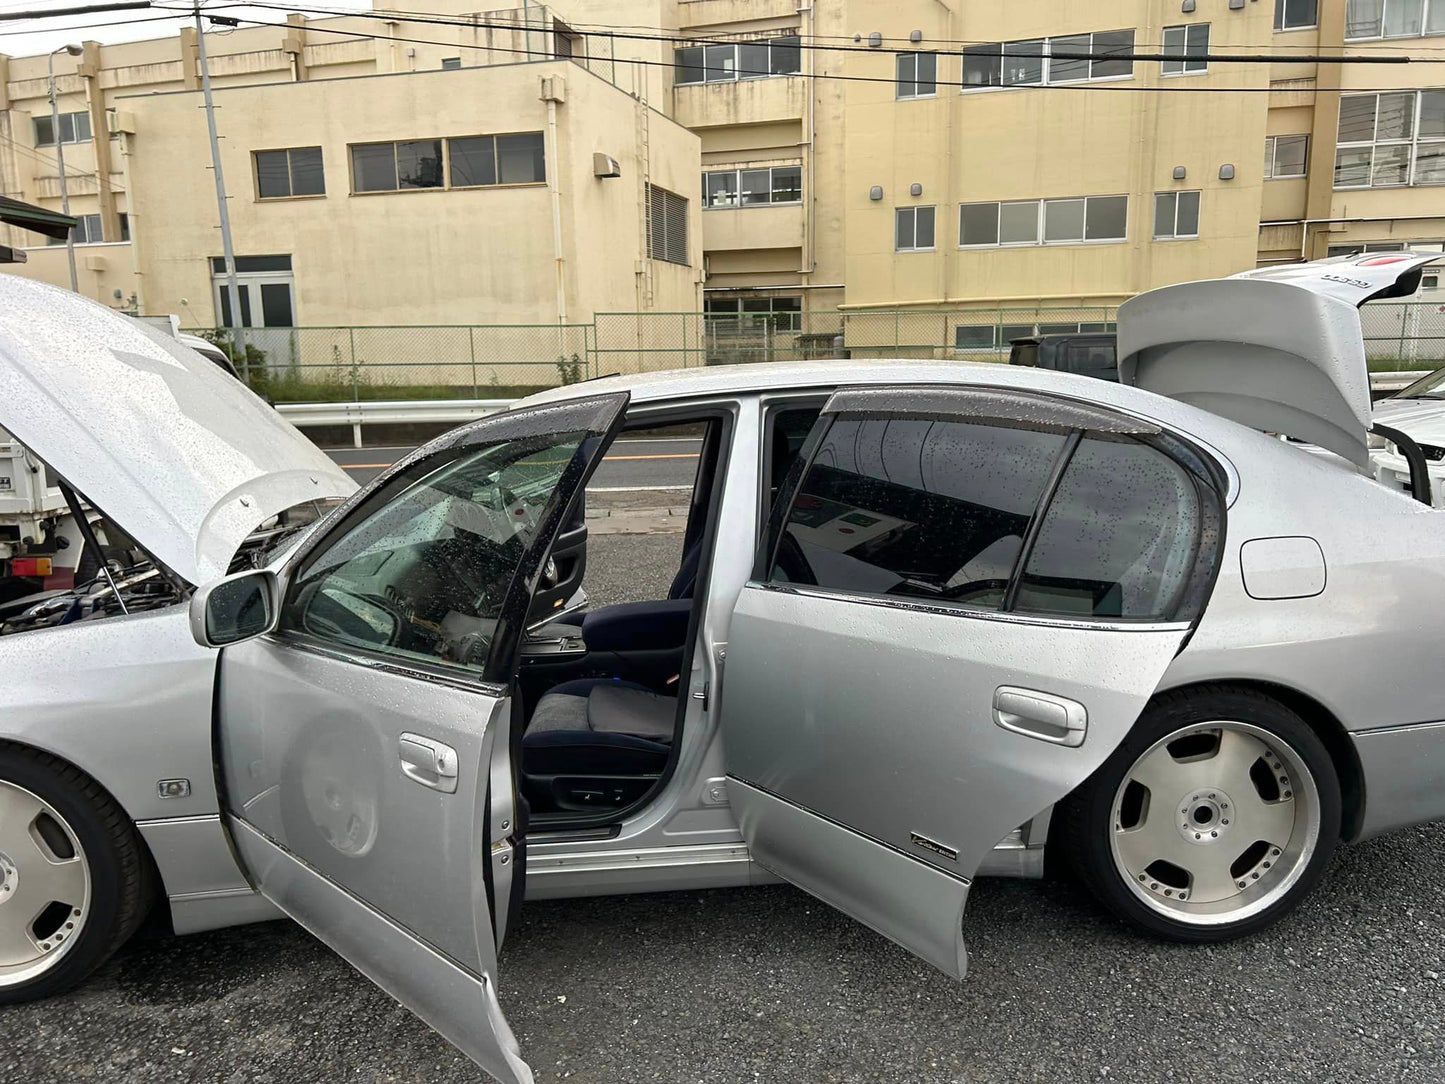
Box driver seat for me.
[522,683,678,776]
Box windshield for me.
[1392,366,1445,400]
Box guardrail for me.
[277,371,1435,447]
[276,399,516,447]
[1369,370,1429,394]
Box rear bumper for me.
[1350,721,1445,840]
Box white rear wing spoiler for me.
[1117,252,1440,468]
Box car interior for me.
[516,402,822,821]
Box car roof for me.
[518,358,1275,461]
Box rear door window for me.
[1013,434,1202,619]
[768,415,1068,610]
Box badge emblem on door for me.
[909,832,958,862]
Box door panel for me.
[217,638,510,974]
[723,385,1213,980]
[216,392,629,1081]
[725,584,1188,880]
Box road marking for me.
[601,453,699,462]
[591,484,694,493]
[339,451,699,471]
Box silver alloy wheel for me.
[1109,721,1321,926]
[0,780,92,987]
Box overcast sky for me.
[0,1,364,59]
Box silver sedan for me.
[1,254,1443,1083]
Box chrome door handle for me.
[398,733,459,793]
[992,687,1088,748]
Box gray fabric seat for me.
[523,684,678,777]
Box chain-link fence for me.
[190,300,1445,402]
[1362,301,1445,369]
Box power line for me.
[167,0,1445,55]
[140,9,1444,94]
[190,1,1425,66]
[0,1,148,21]
[0,11,187,33]
[0,130,100,182]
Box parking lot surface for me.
[6,536,1445,1084]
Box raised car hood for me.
[0,278,356,585]
[1117,252,1441,468]
[1372,397,1445,449]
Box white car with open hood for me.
[2,257,1445,1082]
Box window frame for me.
[1161,23,1210,77]
[960,28,1137,93]
[673,34,802,86]
[1265,134,1310,179]
[647,183,690,265]
[34,110,92,147]
[348,133,546,195]
[758,393,1225,629]
[958,195,1129,249]
[1345,0,1444,40]
[1334,90,1445,189]
[701,164,803,209]
[1275,0,1319,30]
[1153,190,1202,240]
[896,51,938,99]
[46,212,103,246]
[895,205,937,252]
[253,146,326,201]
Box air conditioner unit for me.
[592,153,621,178]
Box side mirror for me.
[190,569,280,648]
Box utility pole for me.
[194,4,248,376]
[48,44,83,293]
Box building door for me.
[210,255,297,371]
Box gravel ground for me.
[6,529,1445,1083]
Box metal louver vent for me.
[646,183,689,265]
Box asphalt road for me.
[327,438,702,490]
[7,535,1445,1083]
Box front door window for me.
[283,432,587,673]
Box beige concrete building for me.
[0,5,702,338]
[1,0,1442,353]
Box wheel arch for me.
[0,736,169,930]
[1149,678,1366,841]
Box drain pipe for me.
[545,87,566,328]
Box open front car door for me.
[210,393,628,1083]
[721,385,1225,978]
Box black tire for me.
[1054,685,1341,943]
[0,744,154,1003]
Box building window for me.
[1154,190,1201,239]
[1161,24,1210,76]
[449,133,546,187]
[897,52,937,98]
[33,110,91,147]
[46,212,103,246]
[704,296,802,331]
[254,147,325,199]
[350,134,544,193]
[441,57,462,70]
[1265,135,1310,179]
[702,165,802,208]
[960,29,1134,90]
[896,206,936,251]
[675,35,801,85]
[647,184,689,264]
[118,212,129,242]
[1346,0,1445,39]
[954,325,999,350]
[958,195,1128,247]
[1335,91,1445,188]
[1275,0,1319,30]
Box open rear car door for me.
[208,393,628,1084]
[720,384,1224,978]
